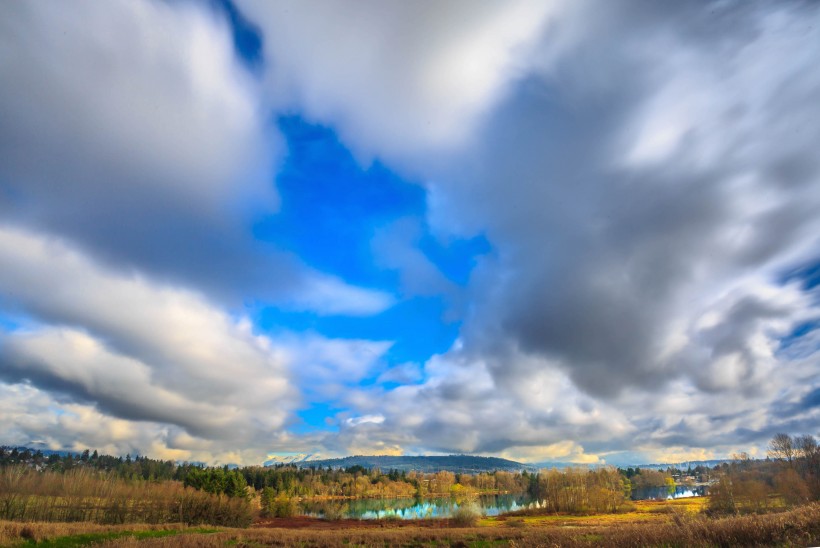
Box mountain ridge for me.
[285,454,532,473]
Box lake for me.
[296,485,708,519]
[299,493,534,520]
[631,485,708,501]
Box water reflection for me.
[297,486,708,520]
[631,485,708,501]
[299,494,534,520]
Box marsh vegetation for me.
[1,432,819,545]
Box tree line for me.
[527,467,629,514]
[0,447,533,500]
[0,466,252,526]
[706,432,820,515]
[5,431,819,521]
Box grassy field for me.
[2,498,819,547]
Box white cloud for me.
[0,226,396,462]
[376,362,424,385]
[0,0,275,218]
[346,415,385,427]
[371,217,458,300]
[0,0,393,317]
[0,381,301,464]
[282,334,392,396]
[288,276,394,316]
[499,441,602,465]
[0,226,293,439]
[237,0,558,165]
[413,1,820,409]
[292,0,820,452]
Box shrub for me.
[380,513,401,522]
[270,494,297,518]
[450,503,481,527]
[320,502,347,521]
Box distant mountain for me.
[263,453,318,467]
[1,445,77,458]
[624,459,734,470]
[289,454,531,473]
[529,461,599,470]
[530,458,736,470]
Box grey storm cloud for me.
[239,0,820,459]
[1,0,819,464]
[457,9,816,407]
[0,0,390,315]
[434,0,820,400]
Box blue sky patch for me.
[256,117,427,291]
[252,116,484,372]
[209,0,263,70]
[255,296,459,366]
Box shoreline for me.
[290,490,518,502]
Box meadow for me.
[2,499,820,547]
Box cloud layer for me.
[1,0,819,464]
[240,0,820,461]
[0,0,390,313]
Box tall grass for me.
[2,502,819,547]
[599,502,820,547]
[0,466,252,527]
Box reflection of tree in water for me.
[630,485,707,501]
[299,500,350,520]
[300,494,535,519]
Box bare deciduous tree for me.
[769,433,795,464]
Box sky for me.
[1,0,819,467]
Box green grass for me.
[20,527,219,547]
[465,540,509,547]
[224,539,266,548]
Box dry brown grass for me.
[3,500,819,547]
[0,520,191,545]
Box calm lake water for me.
[298,486,708,519]
[631,485,708,501]
[299,494,533,520]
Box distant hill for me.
[1,445,77,458]
[529,461,599,470]
[624,459,734,470]
[263,453,318,467]
[288,454,531,473]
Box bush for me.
[450,503,481,527]
[320,502,347,521]
[260,488,296,518]
[380,514,401,522]
[271,495,297,518]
